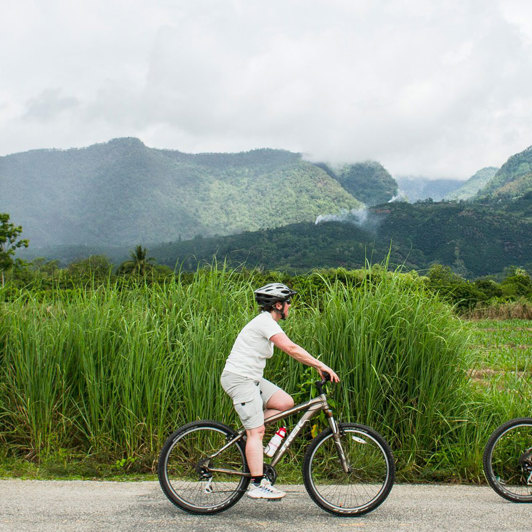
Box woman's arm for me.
[270,333,340,382]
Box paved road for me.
[0,481,530,531]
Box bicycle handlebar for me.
[315,371,331,395]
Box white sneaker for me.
[247,479,286,499]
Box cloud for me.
[2,0,532,178]
[24,89,79,121]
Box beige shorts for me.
[220,371,282,429]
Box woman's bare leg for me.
[245,425,265,476]
[264,389,295,420]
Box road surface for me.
[0,481,530,531]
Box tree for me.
[0,213,29,287]
[117,245,156,276]
[501,267,532,298]
[30,258,61,279]
[424,264,484,311]
[67,255,114,280]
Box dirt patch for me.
[474,327,532,332]
[468,368,531,382]
[468,368,501,381]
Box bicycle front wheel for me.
[158,420,250,514]
[303,422,395,516]
[483,418,532,503]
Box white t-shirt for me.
[223,312,284,380]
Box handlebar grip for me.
[315,372,331,394]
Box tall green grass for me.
[265,272,475,477]
[0,266,526,480]
[0,269,252,464]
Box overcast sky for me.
[2,0,532,178]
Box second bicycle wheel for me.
[158,420,250,514]
[483,418,532,503]
[303,422,395,516]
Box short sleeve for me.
[257,313,284,340]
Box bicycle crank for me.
[263,464,278,485]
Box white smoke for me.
[387,191,408,203]
[315,207,369,226]
[315,206,385,232]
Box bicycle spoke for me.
[485,420,532,502]
[304,424,394,515]
[159,423,249,513]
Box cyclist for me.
[220,283,340,500]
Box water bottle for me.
[264,427,287,457]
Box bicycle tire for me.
[483,417,532,503]
[303,422,395,516]
[158,420,250,514]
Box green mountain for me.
[0,138,361,247]
[375,199,531,277]
[478,145,532,199]
[335,161,398,205]
[147,197,531,278]
[445,167,499,200]
[6,138,531,277]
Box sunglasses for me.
[284,299,292,305]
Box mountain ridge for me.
[0,137,362,247]
[144,198,531,277]
[478,145,532,199]
[445,167,499,200]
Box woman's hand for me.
[318,364,340,383]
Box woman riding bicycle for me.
[220,283,340,500]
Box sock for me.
[251,475,264,486]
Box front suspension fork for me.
[326,410,350,474]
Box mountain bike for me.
[158,374,395,516]
[483,417,532,502]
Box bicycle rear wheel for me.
[483,418,532,503]
[303,422,394,516]
[158,420,250,514]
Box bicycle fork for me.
[269,394,350,475]
[323,400,351,474]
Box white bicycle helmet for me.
[254,283,297,308]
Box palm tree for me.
[117,245,155,276]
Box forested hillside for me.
[0,138,361,247]
[334,161,398,205]
[4,138,532,278]
[149,197,531,277]
[376,199,531,276]
[478,145,532,198]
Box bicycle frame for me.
[206,387,350,477]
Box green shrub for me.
[501,267,532,298]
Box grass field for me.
[467,319,531,428]
[1,308,530,482]
[468,319,531,372]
